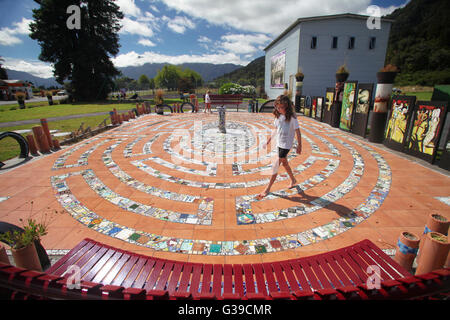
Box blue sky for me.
[0,0,409,79]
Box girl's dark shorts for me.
[278,147,290,158]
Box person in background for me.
[257,95,302,199]
[204,90,211,113]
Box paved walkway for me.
[0,112,449,265]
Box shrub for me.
[242,85,256,96]
[336,64,349,74]
[219,83,243,94]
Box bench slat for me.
[111,255,139,286]
[331,252,361,285]
[352,246,391,281]
[83,248,118,282]
[78,246,109,280]
[53,242,99,277]
[253,264,268,296]
[362,240,411,278]
[189,264,202,294]
[155,261,174,291]
[261,263,277,295]
[120,256,147,288]
[243,264,256,294]
[339,250,368,284]
[143,260,164,291]
[212,264,223,297]
[166,262,183,294]
[290,260,312,292]
[46,239,91,274]
[280,261,301,292]
[298,259,322,290]
[309,259,333,289]
[272,262,290,292]
[201,264,213,294]
[132,259,155,289]
[92,251,125,284]
[233,265,244,297]
[223,264,233,295]
[318,256,348,288]
[177,263,193,293]
[99,252,131,285]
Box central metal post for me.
[218,106,226,134]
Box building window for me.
[311,36,317,49]
[332,37,338,49]
[348,37,355,49]
[369,37,376,49]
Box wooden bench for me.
[209,94,243,112]
[0,238,449,300]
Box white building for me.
[264,13,393,100]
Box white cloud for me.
[2,57,54,78]
[219,33,271,54]
[112,50,248,67]
[158,0,404,35]
[163,16,196,34]
[120,17,154,37]
[116,0,142,17]
[138,38,157,47]
[0,18,33,46]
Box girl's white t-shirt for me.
[205,93,210,103]
[274,114,300,149]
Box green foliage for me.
[0,56,8,80]
[29,0,124,101]
[385,0,450,86]
[154,65,203,91]
[219,83,243,94]
[0,218,48,250]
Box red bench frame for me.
[209,94,243,112]
[0,238,449,300]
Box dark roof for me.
[264,13,394,51]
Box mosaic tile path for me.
[1,112,449,264]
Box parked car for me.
[57,90,67,96]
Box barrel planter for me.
[12,242,42,272]
[417,213,449,262]
[394,232,420,272]
[0,243,10,264]
[415,232,449,275]
[368,72,397,143]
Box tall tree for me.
[0,57,8,79]
[155,65,181,91]
[138,74,150,90]
[29,0,123,101]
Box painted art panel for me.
[339,82,358,131]
[406,101,448,163]
[315,97,324,121]
[384,95,416,151]
[270,50,286,88]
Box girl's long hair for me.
[273,95,296,121]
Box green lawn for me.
[403,91,433,101]
[0,114,110,162]
[0,102,140,123]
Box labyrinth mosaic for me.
[49,113,393,256]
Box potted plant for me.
[16,91,26,109]
[0,218,48,271]
[295,68,304,82]
[46,91,53,105]
[336,64,349,82]
[377,64,399,84]
[155,89,164,115]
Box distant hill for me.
[5,69,60,88]
[119,62,241,82]
[213,56,265,86]
[385,0,450,85]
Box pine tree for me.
[29,0,123,101]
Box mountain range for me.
[5,62,242,88]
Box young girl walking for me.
[257,95,302,199]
